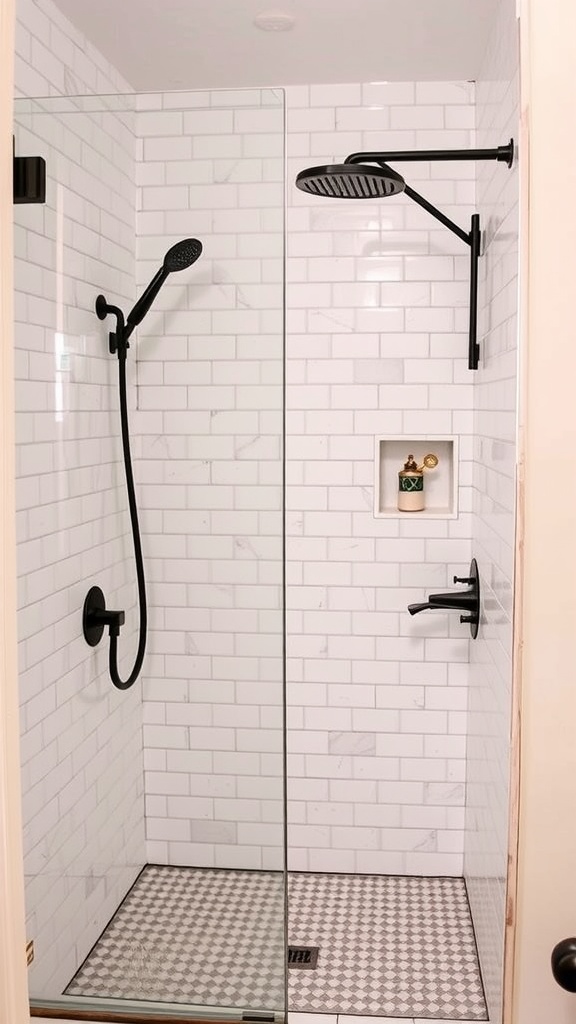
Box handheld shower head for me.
[163,237,203,273]
[295,163,405,200]
[126,237,203,330]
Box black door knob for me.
[552,938,576,992]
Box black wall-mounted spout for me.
[408,558,481,639]
[408,602,434,616]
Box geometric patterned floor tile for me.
[65,866,285,1010]
[65,867,487,1021]
[288,874,487,1020]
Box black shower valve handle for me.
[454,574,474,585]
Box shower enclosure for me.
[14,87,286,1019]
[13,48,520,1023]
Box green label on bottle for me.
[399,475,423,492]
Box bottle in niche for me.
[397,453,439,512]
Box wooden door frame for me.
[0,0,31,1021]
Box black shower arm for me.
[344,148,505,370]
[345,141,514,247]
[345,142,514,167]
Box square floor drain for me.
[288,946,319,969]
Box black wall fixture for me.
[13,136,46,204]
[296,141,515,370]
[84,239,203,690]
[83,586,125,647]
[407,558,481,639]
[13,155,46,204]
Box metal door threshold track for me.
[65,867,487,1020]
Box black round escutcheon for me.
[95,294,109,321]
[552,938,576,992]
[83,585,106,646]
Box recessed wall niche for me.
[374,436,458,519]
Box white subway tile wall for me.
[285,81,475,874]
[15,0,143,998]
[134,94,286,871]
[465,0,520,1020]
[135,81,477,875]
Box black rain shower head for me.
[126,237,203,329]
[295,162,406,200]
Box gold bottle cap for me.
[399,454,421,477]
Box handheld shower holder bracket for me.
[95,294,129,356]
[94,238,203,359]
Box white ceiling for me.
[51,0,499,91]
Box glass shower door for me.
[14,88,286,1020]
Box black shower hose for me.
[109,347,147,689]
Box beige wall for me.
[511,0,576,1021]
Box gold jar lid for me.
[399,454,421,477]
[399,452,439,477]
